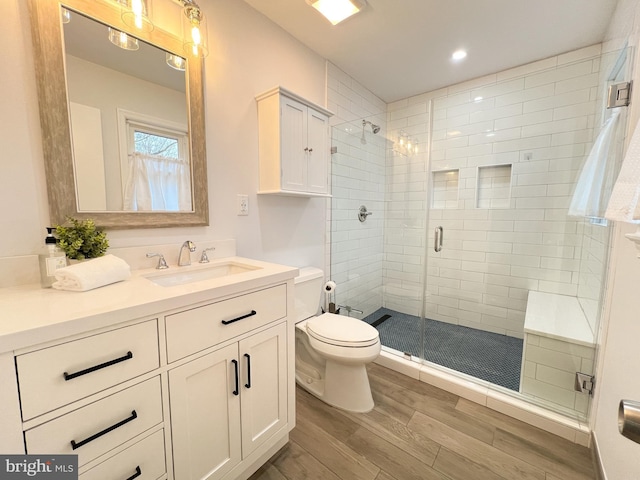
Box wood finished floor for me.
[249,363,595,480]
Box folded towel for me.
[53,254,131,292]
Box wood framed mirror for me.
[28,0,208,228]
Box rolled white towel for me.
[53,254,131,292]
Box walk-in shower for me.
[330,45,631,422]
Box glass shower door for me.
[422,45,632,420]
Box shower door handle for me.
[434,226,443,252]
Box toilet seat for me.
[306,313,379,347]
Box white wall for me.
[593,0,640,477]
[0,0,328,271]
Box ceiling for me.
[243,0,619,103]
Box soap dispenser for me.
[38,227,67,288]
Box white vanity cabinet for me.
[169,322,287,480]
[256,86,333,196]
[0,259,296,480]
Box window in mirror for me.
[122,119,192,212]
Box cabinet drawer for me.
[25,377,163,468]
[17,320,159,420]
[80,429,166,480]
[166,284,287,362]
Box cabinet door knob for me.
[308,148,313,153]
[304,147,309,152]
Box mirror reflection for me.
[63,9,192,212]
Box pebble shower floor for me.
[363,307,523,391]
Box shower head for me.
[362,120,381,134]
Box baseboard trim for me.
[591,432,607,480]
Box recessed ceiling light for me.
[307,0,366,26]
[452,49,467,61]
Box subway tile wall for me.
[326,62,386,317]
[386,44,608,337]
[327,45,616,344]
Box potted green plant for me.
[55,217,109,261]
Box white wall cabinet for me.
[169,322,287,480]
[4,275,295,480]
[257,86,333,197]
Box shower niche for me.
[476,164,512,209]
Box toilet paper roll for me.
[324,281,337,292]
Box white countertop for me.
[524,291,595,347]
[0,257,298,354]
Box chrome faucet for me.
[178,240,196,266]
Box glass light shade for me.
[182,5,209,58]
[307,0,365,25]
[120,0,154,33]
[61,8,71,24]
[166,53,186,71]
[108,28,140,51]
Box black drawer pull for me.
[232,359,239,396]
[244,353,251,389]
[221,310,257,325]
[63,351,134,381]
[70,410,137,450]
[126,466,142,480]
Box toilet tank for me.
[294,267,324,321]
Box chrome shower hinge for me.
[575,372,595,396]
[607,81,632,109]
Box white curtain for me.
[123,152,192,211]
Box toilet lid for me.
[306,313,379,347]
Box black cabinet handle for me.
[63,351,133,381]
[231,359,239,396]
[221,310,257,325]
[70,410,137,450]
[126,466,142,480]
[244,353,251,389]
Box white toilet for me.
[294,267,381,413]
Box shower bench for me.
[520,292,595,416]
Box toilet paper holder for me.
[619,399,640,444]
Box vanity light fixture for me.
[181,0,209,58]
[119,0,154,32]
[108,27,140,51]
[166,53,187,71]
[307,0,366,26]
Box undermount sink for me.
[144,261,261,287]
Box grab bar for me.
[434,226,443,252]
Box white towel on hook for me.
[569,109,621,218]
[52,254,131,292]
[605,117,640,223]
